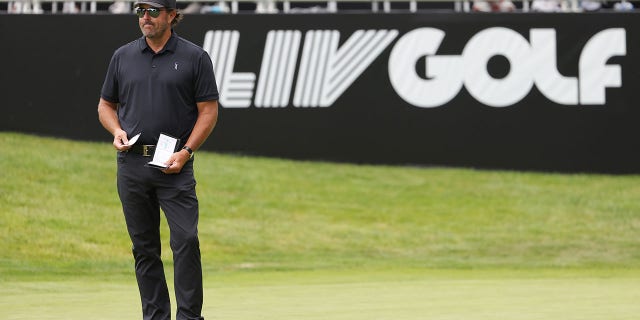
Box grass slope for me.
[1,132,640,281]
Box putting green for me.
[2,269,638,320]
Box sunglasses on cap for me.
[135,7,166,18]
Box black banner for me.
[1,13,639,173]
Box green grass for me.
[2,132,639,278]
[1,132,639,319]
[2,269,640,319]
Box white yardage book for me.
[146,133,179,169]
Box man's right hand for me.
[98,98,130,152]
[113,129,131,152]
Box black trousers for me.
[117,152,204,320]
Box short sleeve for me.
[194,51,220,102]
[100,52,120,103]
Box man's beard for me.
[141,22,167,39]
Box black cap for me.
[134,0,176,8]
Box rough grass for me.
[1,132,640,281]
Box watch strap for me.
[182,145,194,157]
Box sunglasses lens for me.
[148,9,160,17]
[136,8,161,18]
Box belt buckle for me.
[142,145,154,157]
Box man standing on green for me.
[97,0,219,318]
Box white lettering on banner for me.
[203,27,626,109]
[293,30,398,107]
[388,28,464,108]
[255,30,301,108]
[579,28,627,104]
[203,30,256,108]
[461,27,536,107]
[390,27,626,107]
[530,29,578,105]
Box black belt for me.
[129,144,156,157]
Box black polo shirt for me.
[101,31,219,146]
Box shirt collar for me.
[138,30,178,53]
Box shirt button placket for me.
[151,54,158,70]
[150,55,159,79]
[150,55,158,110]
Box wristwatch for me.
[182,145,194,158]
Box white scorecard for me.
[125,133,141,146]
[146,133,179,169]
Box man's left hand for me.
[162,149,191,174]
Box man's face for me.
[137,5,174,39]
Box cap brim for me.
[134,1,165,8]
